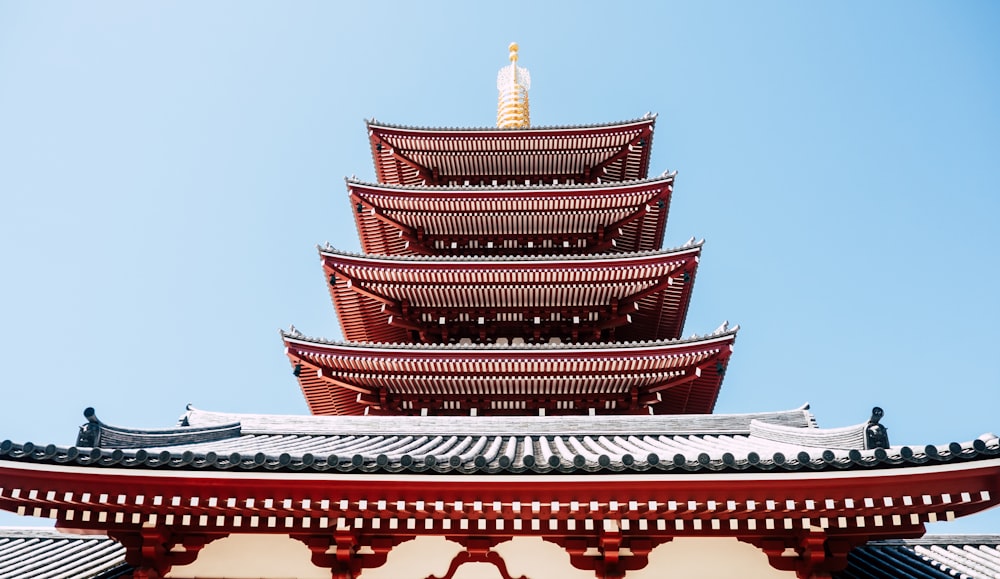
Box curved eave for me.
[3,425,998,477]
[283,329,736,416]
[320,243,700,265]
[320,245,701,345]
[348,175,674,256]
[1,455,998,539]
[367,117,656,187]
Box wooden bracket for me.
[741,532,862,579]
[108,529,227,579]
[429,537,525,579]
[292,531,411,579]
[546,529,666,579]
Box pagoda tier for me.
[349,175,674,257]
[282,325,736,417]
[367,116,656,187]
[1,407,999,578]
[322,242,700,345]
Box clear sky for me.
[1,2,998,533]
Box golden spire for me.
[496,42,530,128]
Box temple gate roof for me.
[2,406,998,572]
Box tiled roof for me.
[347,175,674,256]
[284,326,736,417]
[0,528,128,579]
[836,536,1000,579]
[366,116,656,187]
[3,405,997,476]
[320,242,702,344]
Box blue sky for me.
[1,2,998,533]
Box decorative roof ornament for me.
[865,406,890,449]
[497,42,530,128]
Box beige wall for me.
[168,534,795,579]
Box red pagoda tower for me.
[1,44,999,579]
[288,45,724,419]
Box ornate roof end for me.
[77,407,101,447]
[865,406,890,449]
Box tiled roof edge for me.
[2,434,997,475]
[344,172,677,191]
[76,407,241,449]
[867,535,1000,546]
[281,322,738,351]
[317,239,702,263]
[365,114,656,133]
[0,527,115,539]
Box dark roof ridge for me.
[76,407,241,449]
[365,113,657,133]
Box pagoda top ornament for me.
[497,42,530,128]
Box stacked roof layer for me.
[348,175,674,256]
[366,117,656,187]
[283,326,734,416]
[290,117,732,416]
[320,243,701,346]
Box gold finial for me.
[497,42,530,128]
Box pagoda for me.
[1,45,999,579]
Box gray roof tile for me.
[3,406,998,476]
[0,529,128,579]
[836,536,1000,579]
